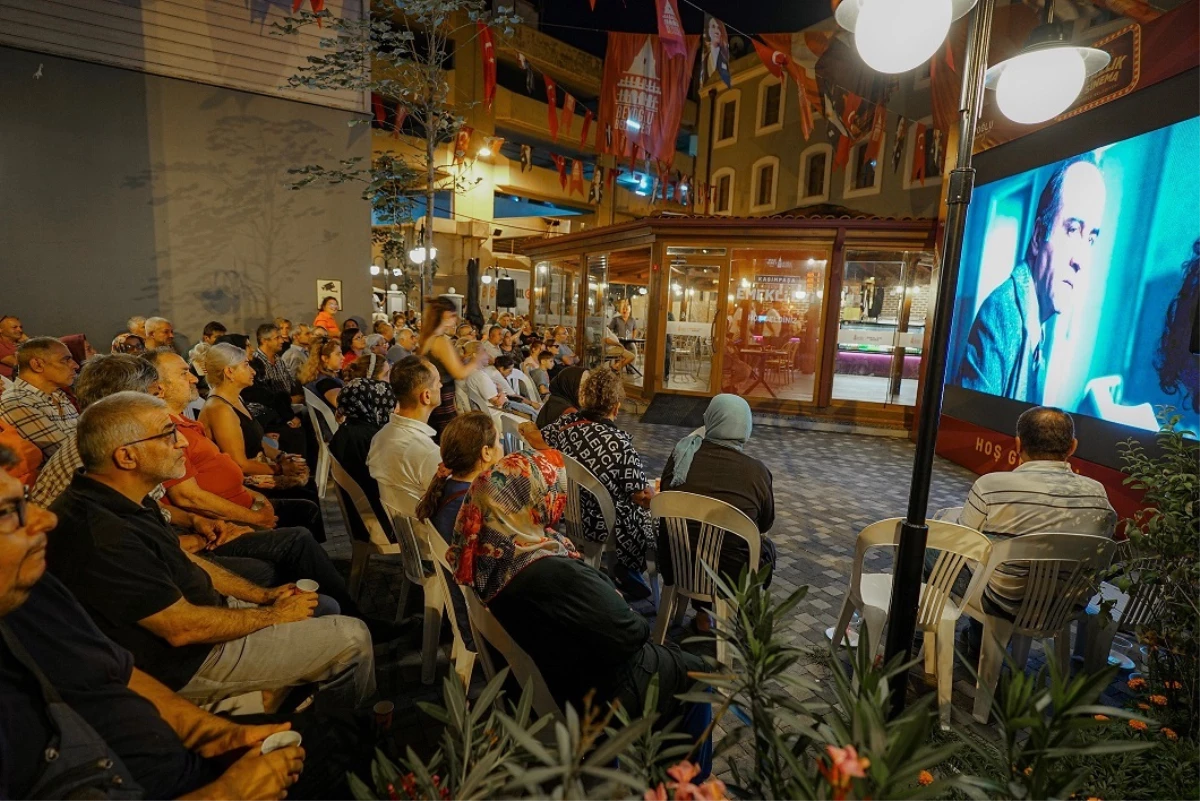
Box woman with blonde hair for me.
[199,343,325,540]
[417,297,485,440]
[299,338,344,410]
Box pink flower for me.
[827,745,870,780]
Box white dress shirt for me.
[367,412,442,509]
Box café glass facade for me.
[525,214,937,429]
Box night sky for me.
[538,0,834,57]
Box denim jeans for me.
[209,527,361,618]
[177,598,375,709]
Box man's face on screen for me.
[1031,161,1106,320]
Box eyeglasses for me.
[121,424,180,448]
[0,487,29,535]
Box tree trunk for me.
[423,121,436,307]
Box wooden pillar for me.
[644,240,666,398]
[816,228,847,408]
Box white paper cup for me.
[260,730,302,754]
[295,579,319,593]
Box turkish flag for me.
[454,126,473,165]
[784,61,816,141]
[544,74,559,141]
[864,103,887,164]
[560,93,577,138]
[833,93,864,168]
[599,34,699,164]
[655,0,687,60]
[912,123,928,185]
[752,34,791,79]
[551,153,567,188]
[580,109,594,148]
[477,22,497,112]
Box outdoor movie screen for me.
[947,115,1199,436]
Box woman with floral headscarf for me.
[449,450,711,768]
[329,376,395,543]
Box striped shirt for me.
[961,460,1116,617]
[0,378,79,460]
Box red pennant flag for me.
[560,93,577,138]
[655,0,687,59]
[392,106,408,138]
[607,166,621,190]
[589,0,596,7]
[569,160,585,196]
[544,75,559,141]
[477,22,497,112]
[372,94,386,126]
[551,153,567,188]
[292,0,303,11]
[912,123,928,185]
[833,92,865,168]
[580,109,594,149]
[752,36,789,79]
[783,62,814,141]
[454,126,473,165]
[864,103,887,164]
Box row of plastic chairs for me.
[833,517,1162,726]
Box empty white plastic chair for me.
[963,532,1117,722]
[1081,556,1165,673]
[832,517,991,727]
[303,388,338,498]
[561,453,617,570]
[650,491,760,668]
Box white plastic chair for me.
[330,458,400,600]
[932,506,963,523]
[303,388,338,498]
[832,517,992,727]
[1081,556,1165,673]
[498,412,529,455]
[461,582,564,722]
[378,485,444,685]
[650,491,761,668]
[508,370,540,404]
[419,518,478,691]
[963,533,1117,722]
[561,453,617,570]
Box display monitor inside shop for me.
[947,114,1199,436]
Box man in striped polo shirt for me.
[933,407,1116,654]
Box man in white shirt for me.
[481,325,504,362]
[367,356,443,513]
[281,323,313,378]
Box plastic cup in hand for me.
[261,731,302,754]
[295,579,319,593]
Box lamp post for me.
[878,0,995,718]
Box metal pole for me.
[883,0,995,718]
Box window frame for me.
[755,77,784,136]
[713,90,741,149]
[902,115,944,190]
[797,143,833,205]
[842,132,887,200]
[711,167,735,215]
[749,155,780,213]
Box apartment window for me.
[843,134,885,199]
[799,144,832,203]
[712,169,734,214]
[757,79,783,134]
[751,157,778,212]
[714,91,740,146]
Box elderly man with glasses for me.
[45,392,374,711]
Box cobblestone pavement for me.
[321,413,1093,762]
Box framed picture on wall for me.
[317,279,342,311]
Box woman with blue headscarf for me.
[655,394,777,633]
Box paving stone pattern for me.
[320,413,1080,767]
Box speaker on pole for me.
[496,277,517,309]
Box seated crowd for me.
[0,299,1119,800]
